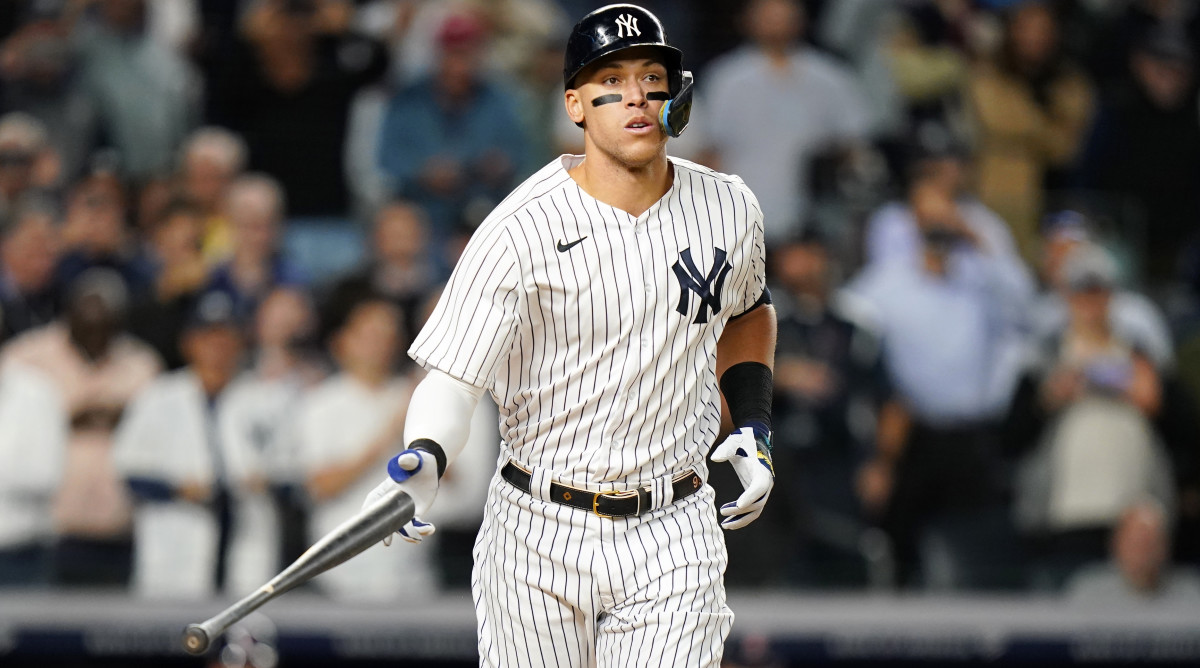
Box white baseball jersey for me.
[410,154,766,667]
[411,154,767,488]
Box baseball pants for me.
[471,470,734,667]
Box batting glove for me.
[362,449,440,547]
[710,427,774,530]
[396,517,436,545]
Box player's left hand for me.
[396,517,436,545]
[710,427,774,530]
[362,449,441,546]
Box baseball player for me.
[365,4,777,666]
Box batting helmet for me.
[563,4,693,137]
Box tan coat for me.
[967,62,1093,263]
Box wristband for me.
[720,361,773,445]
[409,438,448,478]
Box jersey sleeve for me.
[732,182,768,317]
[409,221,522,388]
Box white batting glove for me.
[362,449,440,547]
[396,517,436,544]
[710,427,774,530]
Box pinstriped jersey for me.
[410,154,766,487]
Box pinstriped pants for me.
[471,473,734,667]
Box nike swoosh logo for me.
[556,237,588,252]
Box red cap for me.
[438,12,487,50]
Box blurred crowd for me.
[0,0,1198,605]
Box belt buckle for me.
[592,488,639,518]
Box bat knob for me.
[183,624,211,655]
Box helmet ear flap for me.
[658,71,693,137]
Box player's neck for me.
[569,149,672,218]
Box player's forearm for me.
[716,304,777,376]
[401,369,486,477]
[716,304,777,440]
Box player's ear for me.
[564,89,586,127]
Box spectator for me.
[472,0,567,80]
[1066,500,1200,604]
[764,227,902,589]
[113,290,247,598]
[1,268,161,586]
[967,1,1094,263]
[883,0,976,144]
[0,7,99,184]
[1078,26,1200,286]
[0,196,61,342]
[320,200,438,352]
[517,33,570,171]
[863,142,1026,274]
[206,173,307,324]
[846,184,1034,590]
[1084,0,1200,95]
[698,0,872,243]
[0,360,67,587]
[298,295,436,601]
[177,127,249,263]
[125,196,209,370]
[1030,212,1175,371]
[55,170,154,299]
[0,111,60,214]
[377,9,528,239]
[1009,245,1175,590]
[131,174,174,239]
[209,0,388,217]
[220,286,325,588]
[189,0,247,121]
[391,0,568,84]
[142,0,200,54]
[72,0,200,182]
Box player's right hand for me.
[362,449,440,546]
[710,427,774,530]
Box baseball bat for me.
[182,486,415,655]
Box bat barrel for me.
[181,487,415,655]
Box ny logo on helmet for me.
[673,248,732,325]
[615,14,640,38]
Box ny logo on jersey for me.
[672,247,732,324]
[615,14,640,38]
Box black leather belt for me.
[500,462,703,518]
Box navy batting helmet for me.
[562,4,693,137]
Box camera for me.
[1083,358,1132,395]
[921,225,965,254]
